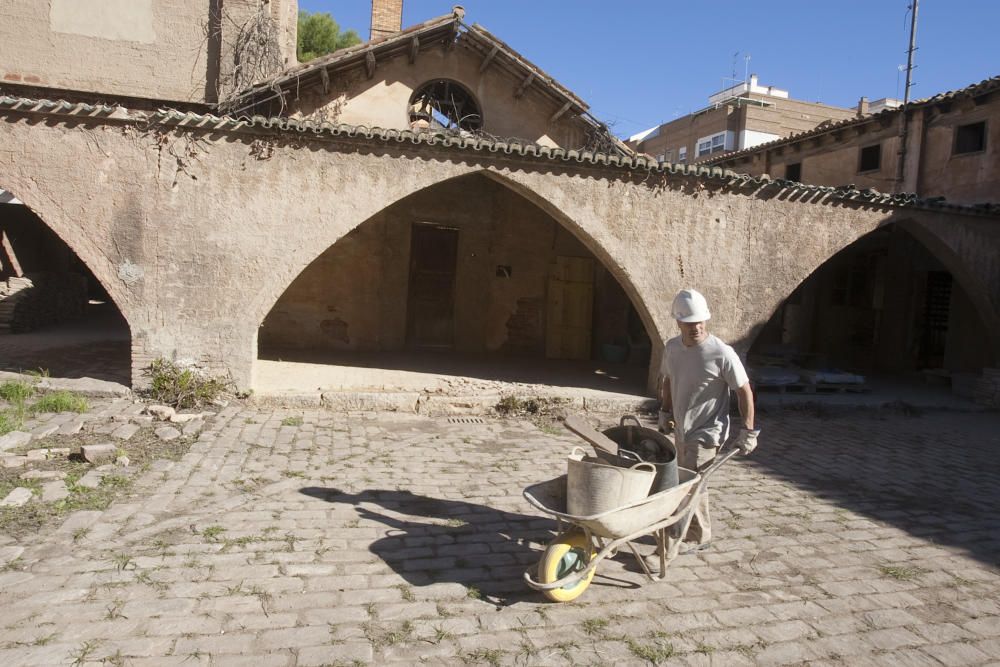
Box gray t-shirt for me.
[660,334,749,446]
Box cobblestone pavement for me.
[1,404,999,666]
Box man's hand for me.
[657,410,674,434]
[733,428,760,455]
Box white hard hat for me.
[671,289,711,322]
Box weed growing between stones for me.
[144,358,231,409]
[625,631,675,664]
[464,648,503,666]
[879,564,926,581]
[30,390,88,414]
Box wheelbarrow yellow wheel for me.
[538,530,596,602]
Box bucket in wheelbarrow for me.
[600,415,678,494]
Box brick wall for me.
[370,0,404,40]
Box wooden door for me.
[546,256,594,360]
[406,223,459,348]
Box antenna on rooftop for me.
[902,0,919,104]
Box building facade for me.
[627,75,859,166]
[704,77,1000,380]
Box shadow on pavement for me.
[748,408,1000,567]
[300,486,557,606]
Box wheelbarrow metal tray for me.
[523,468,700,540]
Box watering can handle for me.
[569,446,588,459]
[620,414,643,428]
[629,462,657,473]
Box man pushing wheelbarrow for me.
[654,288,759,563]
[523,289,760,601]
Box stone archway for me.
[747,221,998,389]
[253,172,658,398]
[0,186,132,384]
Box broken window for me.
[408,80,483,132]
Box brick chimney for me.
[857,96,870,116]
[370,0,403,41]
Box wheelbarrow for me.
[522,444,739,602]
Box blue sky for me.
[299,1,1000,138]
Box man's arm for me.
[736,382,755,430]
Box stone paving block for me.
[0,455,28,468]
[1,487,33,507]
[863,627,927,651]
[172,632,256,656]
[58,420,84,435]
[31,424,60,439]
[20,469,65,480]
[76,469,106,488]
[111,423,141,440]
[156,426,182,441]
[921,641,993,665]
[0,545,24,566]
[255,624,331,650]
[183,419,205,436]
[80,442,117,464]
[297,642,373,666]
[0,430,32,452]
[212,655,291,667]
[40,480,69,502]
[56,510,104,535]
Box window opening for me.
[858,144,881,172]
[785,162,802,181]
[678,146,687,163]
[954,121,986,154]
[408,80,483,132]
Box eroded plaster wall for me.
[259,175,631,356]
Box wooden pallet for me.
[754,382,870,395]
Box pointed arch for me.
[0,183,133,383]
[252,168,665,391]
[746,219,999,372]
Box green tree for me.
[297,11,361,62]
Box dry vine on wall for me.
[217,1,285,109]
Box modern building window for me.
[696,131,730,157]
[655,154,665,164]
[665,150,674,163]
[785,162,802,181]
[858,144,881,172]
[678,146,687,163]
[954,121,986,154]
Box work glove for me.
[733,428,760,455]
[657,410,674,434]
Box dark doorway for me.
[405,223,459,348]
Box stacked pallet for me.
[974,369,1000,408]
[0,272,87,333]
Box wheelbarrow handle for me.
[619,414,643,428]
[697,446,740,486]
